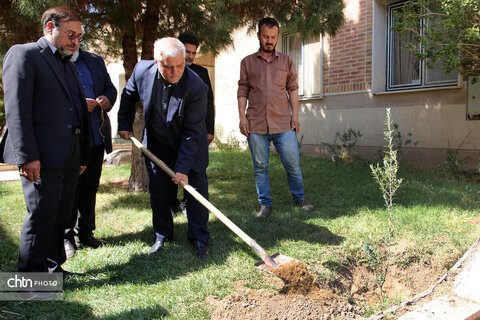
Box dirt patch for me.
[206,257,447,320]
[206,287,363,320]
[99,178,129,193]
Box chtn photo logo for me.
[7,275,33,288]
[0,272,63,300]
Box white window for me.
[387,2,458,91]
[283,33,323,99]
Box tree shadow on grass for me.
[0,219,19,272]
[99,305,170,319]
[101,192,151,211]
[64,204,344,292]
[101,226,153,246]
[0,300,169,319]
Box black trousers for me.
[65,145,104,237]
[145,139,210,245]
[18,134,81,272]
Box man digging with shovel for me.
[118,37,210,259]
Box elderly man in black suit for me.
[118,37,210,259]
[0,7,89,273]
[64,49,117,258]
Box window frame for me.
[386,1,459,91]
[283,32,323,100]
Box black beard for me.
[260,43,275,53]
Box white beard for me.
[70,50,80,62]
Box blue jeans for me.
[247,130,305,207]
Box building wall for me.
[215,27,259,140]
[213,0,479,169]
[323,0,372,94]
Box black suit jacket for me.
[118,60,208,174]
[78,50,117,154]
[0,37,90,169]
[188,64,214,135]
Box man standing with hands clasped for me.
[0,7,89,274]
[237,17,315,219]
[64,48,117,258]
[118,37,210,259]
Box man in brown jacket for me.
[237,17,315,218]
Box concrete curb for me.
[399,242,480,320]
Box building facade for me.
[214,0,480,169]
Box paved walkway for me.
[0,170,20,182]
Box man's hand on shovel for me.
[173,172,188,186]
[119,131,133,141]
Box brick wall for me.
[194,53,215,95]
[195,54,215,68]
[323,0,372,94]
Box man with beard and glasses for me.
[0,6,89,274]
[237,17,315,219]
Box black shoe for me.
[149,238,166,255]
[193,240,209,259]
[257,206,272,218]
[64,236,77,259]
[78,233,107,249]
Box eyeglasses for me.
[63,30,84,42]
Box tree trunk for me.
[141,0,162,60]
[121,15,149,192]
[129,101,149,192]
[123,0,163,192]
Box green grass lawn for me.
[1,150,480,319]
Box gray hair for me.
[154,37,185,61]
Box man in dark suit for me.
[64,49,117,258]
[178,33,215,144]
[0,7,89,273]
[118,37,210,259]
[177,33,215,216]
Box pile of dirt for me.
[272,261,316,295]
[206,258,447,320]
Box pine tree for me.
[2,0,345,191]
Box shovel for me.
[130,137,294,271]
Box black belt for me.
[72,127,81,135]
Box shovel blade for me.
[254,252,296,273]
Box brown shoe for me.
[257,206,272,218]
[294,199,315,211]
